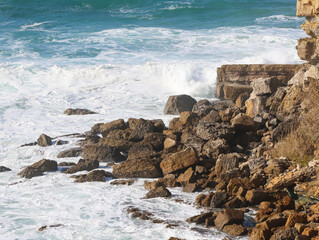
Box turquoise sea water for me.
[0,1,308,239]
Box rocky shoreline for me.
[2,1,319,239]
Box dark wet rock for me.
[18,159,58,179]
[0,166,11,172]
[186,212,214,224]
[145,186,171,199]
[100,119,127,138]
[77,134,100,146]
[142,132,166,151]
[82,143,124,162]
[211,191,228,208]
[113,158,162,178]
[57,147,82,158]
[37,134,52,147]
[110,179,135,186]
[62,159,99,174]
[73,170,112,183]
[100,129,134,151]
[64,108,96,115]
[128,118,154,141]
[164,94,197,115]
[223,224,247,237]
[58,162,76,166]
[55,140,69,145]
[20,142,37,147]
[38,224,63,231]
[160,147,198,175]
[245,189,270,205]
[214,209,244,230]
[126,143,157,162]
[127,207,154,221]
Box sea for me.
[0,0,307,239]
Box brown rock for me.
[215,153,240,178]
[74,170,112,183]
[285,212,307,227]
[113,158,162,178]
[202,138,230,159]
[164,138,177,149]
[110,179,135,185]
[182,183,199,193]
[245,189,270,205]
[144,180,163,190]
[214,208,244,230]
[144,186,171,199]
[269,227,299,240]
[164,94,197,115]
[160,147,198,175]
[211,191,228,208]
[18,159,58,179]
[82,143,124,162]
[63,108,96,115]
[37,134,52,147]
[310,202,319,214]
[100,119,127,137]
[57,147,82,158]
[195,122,235,141]
[158,174,178,187]
[236,92,250,108]
[265,213,287,229]
[251,77,281,96]
[128,118,154,142]
[223,224,247,237]
[227,178,253,197]
[177,167,196,186]
[231,113,256,132]
[62,159,99,174]
[302,228,318,238]
[186,212,213,224]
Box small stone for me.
[144,186,171,199]
[64,108,96,115]
[110,179,135,186]
[37,134,52,147]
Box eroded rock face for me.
[164,95,197,115]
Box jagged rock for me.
[192,99,213,115]
[215,153,240,178]
[113,158,162,178]
[251,77,281,96]
[182,183,199,193]
[270,228,299,240]
[231,113,256,132]
[250,222,271,240]
[223,224,247,237]
[142,132,165,151]
[245,95,268,118]
[195,122,235,141]
[285,212,307,227]
[226,178,253,196]
[110,179,135,185]
[74,170,112,183]
[100,129,134,151]
[128,118,154,141]
[266,167,315,192]
[164,94,197,115]
[100,119,127,137]
[245,189,270,205]
[144,180,163,190]
[158,174,178,187]
[0,166,11,172]
[276,195,295,212]
[57,147,82,158]
[63,108,96,115]
[265,213,287,229]
[62,159,99,174]
[18,159,58,179]
[273,118,300,141]
[214,209,244,230]
[164,138,177,149]
[186,212,214,224]
[37,134,52,147]
[180,131,205,154]
[82,143,124,162]
[220,83,253,100]
[202,138,230,159]
[177,167,196,186]
[224,196,246,208]
[211,191,228,208]
[144,186,171,199]
[236,92,250,108]
[160,147,198,175]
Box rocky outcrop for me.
[18,159,58,178]
[57,147,82,158]
[0,166,11,172]
[64,108,96,115]
[216,64,301,100]
[73,170,112,183]
[82,143,124,162]
[144,186,171,199]
[164,94,197,115]
[62,159,99,174]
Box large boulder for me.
[18,159,58,179]
[164,95,197,115]
[231,113,256,132]
[0,166,11,172]
[215,153,240,178]
[160,147,198,175]
[128,118,154,141]
[251,77,281,96]
[195,122,235,141]
[202,138,230,159]
[100,119,127,137]
[82,143,124,162]
[37,134,52,147]
[214,209,244,230]
[113,158,162,178]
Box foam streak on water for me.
[0,0,307,239]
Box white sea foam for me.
[256,14,304,24]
